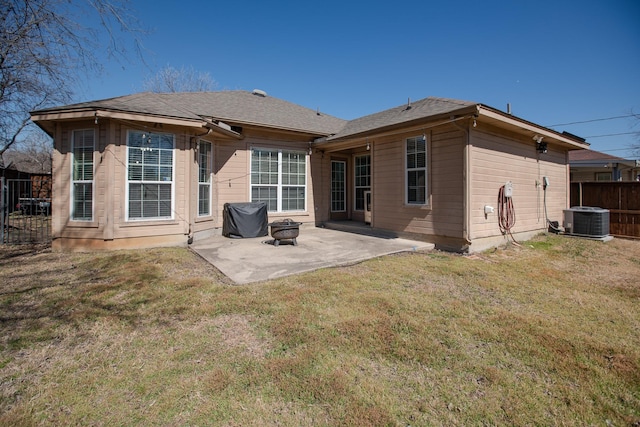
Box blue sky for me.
[83,0,640,159]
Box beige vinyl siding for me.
[215,142,249,217]
[370,125,466,238]
[469,127,568,239]
[214,132,318,227]
[429,127,465,237]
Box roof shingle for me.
[328,97,477,140]
[33,91,347,136]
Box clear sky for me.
[82,0,640,159]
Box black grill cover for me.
[222,202,268,238]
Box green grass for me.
[0,235,639,426]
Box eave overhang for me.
[315,104,591,153]
[30,108,244,140]
[476,105,590,151]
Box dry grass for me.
[0,235,638,426]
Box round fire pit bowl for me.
[268,219,301,246]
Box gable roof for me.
[31,91,347,136]
[329,97,476,140]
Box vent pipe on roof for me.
[507,103,512,115]
[252,89,267,97]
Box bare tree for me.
[0,0,146,159]
[142,65,217,93]
[3,129,53,173]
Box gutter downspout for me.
[452,110,478,249]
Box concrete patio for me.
[189,225,435,284]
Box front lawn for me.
[1,235,638,426]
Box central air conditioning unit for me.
[563,207,610,238]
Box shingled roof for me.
[568,149,626,162]
[328,97,477,140]
[32,91,347,136]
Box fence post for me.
[1,176,5,244]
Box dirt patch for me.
[211,314,272,358]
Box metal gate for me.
[1,177,51,244]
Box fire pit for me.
[268,219,301,246]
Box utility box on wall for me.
[563,207,610,237]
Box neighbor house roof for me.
[569,149,637,168]
[569,149,625,162]
[31,91,347,136]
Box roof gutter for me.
[315,113,476,152]
[203,119,244,140]
[31,108,208,129]
[477,106,590,150]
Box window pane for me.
[72,183,92,220]
[406,136,427,205]
[199,184,210,216]
[354,155,370,211]
[127,130,174,220]
[250,149,306,212]
[331,161,346,212]
[282,187,305,211]
[72,130,94,221]
[252,186,277,211]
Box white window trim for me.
[70,129,95,222]
[198,140,213,217]
[354,154,371,212]
[331,160,347,213]
[405,135,429,206]
[250,147,307,213]
[125,129,176,221]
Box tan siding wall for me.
[214,132,318,227]
[368,125,466,239]
[469,126,568,240]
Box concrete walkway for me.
[190,226,435,284]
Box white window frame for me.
[331,160,346,212]
[354,154,370,211]
[125,130,175,221]
[70,129,95,221]
[406,135,428,205]
[250,147,307,213]
[198,140,213,217]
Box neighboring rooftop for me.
[569,149,628,162]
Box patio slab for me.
[190,226,435,284]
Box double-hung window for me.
[198,141,213,216]
[127,130,174,220]
[354,154,370,211]
[250,148,306,212]
[71,129,95,221]
[406,135,427,205]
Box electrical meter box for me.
[504,181,513,198]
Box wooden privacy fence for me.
[570,182,640,238]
